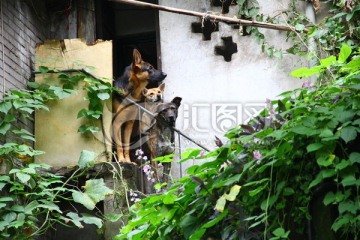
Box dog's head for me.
[130,49,167,87]
[156,97,182,126]
[142,83,165,103]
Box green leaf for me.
[97,92,110,100]
[283,187,295,196]
[72,179,113,210]
[24,200,40,214]
[340,126,357,143]
[0,122,11,135]
[290,65,323,78]
[309,173,323,189]
[338,44,352,63]
[307,143,323,152]
[320,56,336,67]
[332,215,351,232]
[338,201,357,214]
[189,228,206,240]
[249,184,267,197]
[349,152,360,164]
[39,66,49,74]
[3,212,16,223]
[341,175,357,187]
[82,214,103,228]
[317,154,336,167]
[272,227,290,238]
[77,109,88,119]
[163,194,177,205]
[336,160,350,171]
[38,200,62,212]
[16,172,31,183]
[78,150,96,169]
[319,129,334,138]
[0,196,13,202]
[323,192,336,205]
[72,191,95,210]
[27,81,40,89]
[0,175,10,182]
[290,125,314,136]
[332,108,355,123]
[66,212,84,228]
[180,148,201,162]
[0,102,12,113]
[201,209,228,229]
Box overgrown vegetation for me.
[116,0,360,239]
[0,71,118,239]
[116,45,360,240]
[238,0,360,58]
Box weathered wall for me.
[158,0,313,177]
[0,0,97,100]
[48,0,96,41]
[0,0,47,99]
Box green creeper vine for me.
[0,69,120,239]
[237,0,360,59]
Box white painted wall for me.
[158,0,314,177]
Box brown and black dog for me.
[144,97,182,182]
[112,49,166,163]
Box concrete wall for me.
[158,0,310,177]
[0,0,47,99]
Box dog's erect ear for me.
[132,49,143,72]
[159,83,165,91]
[171,97,182,108]
[142,88,148,95]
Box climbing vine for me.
[237,0,360,59]
[0,69,119,239]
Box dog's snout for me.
[168,115,175,122]
[162,73,167,79]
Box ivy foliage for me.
[237,0,360,58]
[0,70,117,239]
[116,45,359,239]
[0,152,113,239]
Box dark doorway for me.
[95,0,161,78]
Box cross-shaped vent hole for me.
[191,17,219,41]
[215,36,237,62]
[211,0,237,14]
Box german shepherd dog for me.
[145,97,182,182]
[113,49,167,163]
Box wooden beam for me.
[107,0,306,33]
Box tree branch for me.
[107,0,307,33]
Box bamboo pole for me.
[107,0,306,33]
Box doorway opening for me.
[96,0,161,79]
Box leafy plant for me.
[0,150,113,239]
[236,0,360,60]
[116,45,359,239]
[0,69,118,239]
